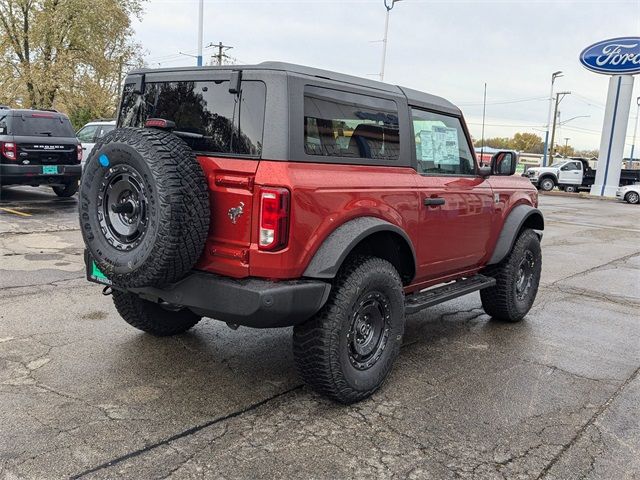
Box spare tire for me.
[79,128,210,288]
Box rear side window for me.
[119,80,266,157]
[411,108,476,176]
[96,124,115,139]
[9,114,76,138]
[304,86,400,162]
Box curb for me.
[540,190,620,202]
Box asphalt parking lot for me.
[0,186,639,480]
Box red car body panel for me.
[194,153,538,292]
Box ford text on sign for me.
[580,37,640,75]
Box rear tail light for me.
[77,144,83,162]
[259,187,290,251]
[1,142,17,161]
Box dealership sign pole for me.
[580,37,640,197]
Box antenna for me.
[480,82,487,163]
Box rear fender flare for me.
[303,217,416,280]
[488,205,544,265]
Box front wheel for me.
[112,290,202,336]
[52,179,79,197]
[293,256,405,404]
[625,191,640,204]
[539,177,555,192]
[481,229,542,322]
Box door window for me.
[411,108,476,176]
[77,125,98,142]
[561,161,580,171]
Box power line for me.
[457,96,547,106]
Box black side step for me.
[405,274,496,315]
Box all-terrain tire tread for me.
[293,256,404,404]
[80,128,210,288]
[112,290,201,336]
[480,229,541,322]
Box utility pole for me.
[549,91,571,165]
[543,71,563,166]
[380,0,403,82]
[197,0,204,67]
[210,42,233,66]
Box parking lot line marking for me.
[0,207,32,217]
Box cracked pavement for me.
[1,187,639,479]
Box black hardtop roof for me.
[127,61,460,115]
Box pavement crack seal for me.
[69,385,304,479]
[535,365,640,479]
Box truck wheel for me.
[564,185,578,193]
[293,256,405,404]
[79,128,210,288]
[52,179,79,197]
[539,177,555,192]
[481,229,541,322]
[112,290,202,336]
[625,191,640,204]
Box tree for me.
[512,132,544,154]
[475,136,511,149]
[474,132,545,154]
[0,0,144,127]
[556,144,575,157]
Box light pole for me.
[549,91,571,165]
[380,0,403,82]
[197,0,204,67]
[630,96,640,166]
[543,71,563,167]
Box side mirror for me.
[490,151,517,176]
[478,165,492,178]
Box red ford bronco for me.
[79,63,543,404]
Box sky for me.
[133,0,640,152]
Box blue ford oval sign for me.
[580,37,640,75]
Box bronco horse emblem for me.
[228,202,245,224]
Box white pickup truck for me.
[523,158,640,193]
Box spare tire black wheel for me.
[79,128,210,288]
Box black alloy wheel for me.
[98,164,149,251]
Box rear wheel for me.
[293,256,405,404]
[481,229,542,322]
[112,290,202,336]
[539,177,555,192]
[52,179,79,197]
[625,191,640,204]
[564,185,578,193]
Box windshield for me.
[9,114,76,137]
[119,80,266,157]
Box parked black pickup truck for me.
[0,107,82,197]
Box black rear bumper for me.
[0,164,81,185]
[112,270,332,328]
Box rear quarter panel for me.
[250,161,420,279]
